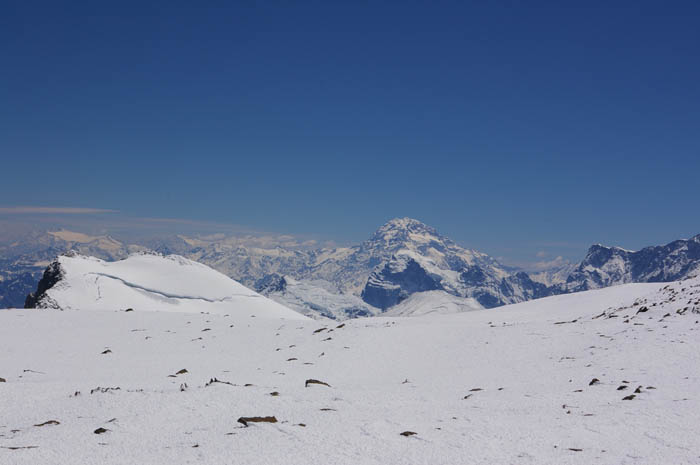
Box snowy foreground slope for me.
[1,278,699,464]
[25,252,304,319]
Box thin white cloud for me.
[0,206,117,214]
[529,255,570,271]
[498,255,573,272]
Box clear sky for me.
[1,1,699,264]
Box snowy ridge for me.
[26,252,306,319]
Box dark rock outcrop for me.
[24,259,64,308]
[254,273,287,294]
[362,257,442,309]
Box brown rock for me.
[305,379,331,388]
[34,420,60,427]
[237,416,277,427]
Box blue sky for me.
[1,1,699,264]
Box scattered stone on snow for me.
[237,416,278,427]
[34,420,60,427]
[90,386,120,394]
[305,379,331,388]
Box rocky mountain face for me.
[359,220,550,309]
[558,235,700,292]
[24,258,65,309]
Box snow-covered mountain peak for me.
[362,218,488,265]
[359,219,548,310]
[372,217,439,240]
[366,217,461,252]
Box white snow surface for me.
[1,277,699,464]
[383,290,484,317]
[39,253,305,319]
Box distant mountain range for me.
[4,219,700,319]
[558,237,700,292]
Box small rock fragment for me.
[237,416,277,427]
[305,379,331,388]
[34,420,60,427]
